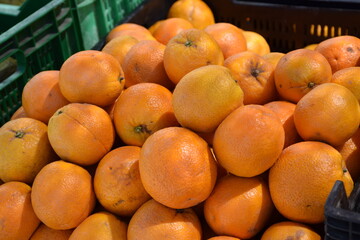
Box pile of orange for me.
[1,0,360,239]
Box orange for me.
[172,65,244,133]
[0,118,55,183]
[106,23,155,42]
[331,66,360,103]
[164,28,224,84]
[315,35,360,73]
[101,35,139,66]
[269,141,354,224]
[336,127,360,181]
[122,40,175,90]
[94,146,151,216]
[294,83,360,147]
[10,106,28,120]
[204,22,247,59]
[107,23,144,32]
[274,48,332,103]
[304,43,318,50]
[148,20,164,35]
[264,100,302,148]
[22,70,70,124]
[213,105,285,177]
[30,224,72,240]
[262,52,285,69]
[243,31,271,56]
[224,51,277,104]
[204,174,274,239]
[127,199,202,240]
[207,237,240,240]
[167,0,215,29]
[139,127,217,209]
[69,212,127,240]
[48,103,115,166]
[102,94,119,121]
[152,17,194,45]
[59,50,124,107]
[261,221,321,240]
[113,83,178,146]
[31,160,96,230]
[0,181,40,240]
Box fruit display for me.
[1,0,360,239]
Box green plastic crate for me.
[124,0,144,14]
[0,0,51,33]
[70,0,126,50]
[0,0,152,126]
[0,0,81,126]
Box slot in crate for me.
[0,0,80,125]
[204,0,360,52]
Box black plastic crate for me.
[91,0,176,50]
[325,180,360,239]
[204,0,360,53]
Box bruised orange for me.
[315,35,360,73]
[261,221,321,240]
[94,146,151,216]
[224,51,277,105]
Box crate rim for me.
[325,180,360,223]
[232,0,360,9]
[0,0,65,44]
